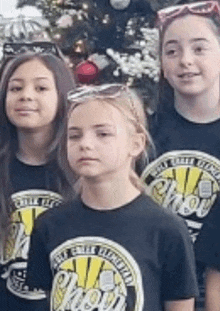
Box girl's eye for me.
[194,46,205,54]
[36,86,48,92]
[192,42,209,54]
[97,132,114,137]
[8,86,22,92]
[69,135,80,140]
[68,132,81,140]
[164,48,178,57]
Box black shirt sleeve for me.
[26,219,52,291]
[195,210,220,271]
[160,215,199,301]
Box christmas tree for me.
[16,0,192,106]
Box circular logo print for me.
[50,236,144,311]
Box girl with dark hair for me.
[141,1,220,310]
[0,51,75,310]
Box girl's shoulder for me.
[34,197,81,230]
[148,108,179,132]
[131,194,188,234]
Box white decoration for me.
[110,0,131,10]
[88,53,110,70]
[56,14,73,28]
[106,24,160,83]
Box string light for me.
[82,3,89,10]
[102,14,110,24]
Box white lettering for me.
[150,178,215,218]
[51,270,127,311]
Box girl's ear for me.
[129,133,146,159]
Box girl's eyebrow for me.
[68,124,114,130]
[9,77,51,82]
[190,38,210,43]
[164,39,178,47]
[164,37,209,47]
[93,124,114,129]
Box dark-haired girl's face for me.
[162,14,220,98]
[5,59,59,135]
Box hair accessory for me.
[3,41,63,59]
[68,83,128,102]
[157,1,220,31]
[68,83,140,125]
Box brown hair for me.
[0,52,76,232]
[157,11,220,112]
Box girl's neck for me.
[17,130,53,165]
[174,88,220,123]
[80,175,141,210]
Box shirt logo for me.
[142,150,220,242]
[50,236,144,311]
[0,189,62,299]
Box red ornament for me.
[75,60,99,84]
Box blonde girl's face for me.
[162,15,220,97]
[6,59,59,134]
[67,99,143,181]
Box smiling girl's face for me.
[6,59,58,134]
[162,14,220,98]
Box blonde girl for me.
[27,83,198,311]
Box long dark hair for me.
[0,52,76,232]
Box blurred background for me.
[0,0,196,108]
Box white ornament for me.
[113,70,120,76]
[56,14,73,28]
[110,0,131,10]
[106,21,160,84]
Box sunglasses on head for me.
[156,1,220,31]
[3,42,63,59]
[67,84,128,103]
[67,83,143,127]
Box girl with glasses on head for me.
[27,83,198,311]
[0,50,75,311]
[141,1,220,310]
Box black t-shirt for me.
[0,157,63,311]
[144,108,220,240]
[195,194,220,271]
[149,108,220,159]
[27,194,198,311]
[142,107,220,309]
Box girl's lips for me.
[78,158,98,162]
[15,107,37,110]
[16,112,35,117]
[14,109,38,117]
[15,108,38,113]
[178,72,200,78]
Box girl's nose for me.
[20,85,34,101]
[179,48,194,67]
[79,133,94,150]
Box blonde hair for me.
[67,83,153,193]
